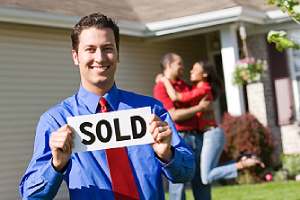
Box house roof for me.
[0,0,287,37]
[0,0,275,23]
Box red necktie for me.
[99,97,140,200]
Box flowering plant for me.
[233,57,265,85]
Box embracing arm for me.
[162,77,211,103]
[153,82,210,122]
[168,96,210,122]
[161,77,181,101]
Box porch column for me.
[220,25,245,116]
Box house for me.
[0,0,299,199]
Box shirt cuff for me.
[159,147,195,183]
[156,146,175,167]
[42,160,64,186]
[51,158,70,175]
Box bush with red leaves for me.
[220,113,274,183]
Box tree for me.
[267,0,300,51]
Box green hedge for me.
[281,154,300,178]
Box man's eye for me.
[103,47,113,52]
[86,48,96,52]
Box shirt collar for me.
[170,78,183,85]
[77,84,119,113]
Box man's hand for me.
[49,125,73,172]
[197,95,211,111]
[149,114,173,163]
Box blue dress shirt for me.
[19,84,195,200]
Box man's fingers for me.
[50,140,65,150]
[156,127,172,142]
[150,123,164,141]
[149,119,167,132]
[152,127,159,142]
[64,140,72,153]
[152,124,172,143]
[51,139,72,153]
[149,114,172,143]
[50,128,73,152]
[149,121,157,133]
[58,124,69,131]
[158,126,166,132]
[150,114,160,123]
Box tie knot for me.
[99,97,108,112]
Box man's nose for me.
[94,48,104,62]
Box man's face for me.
[168,55,184,78]
[72,27,118,93]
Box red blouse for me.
[179,82,216,131]
[153,79,199,131]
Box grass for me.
[165,181,300,200]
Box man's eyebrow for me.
[102,43,114,47]
[84,44,96,48]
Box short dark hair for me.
[71,13,119,52]
[160,53,177,71]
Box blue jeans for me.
[169,128,237,200]
[200,127,237,186]
[169,131,202,200]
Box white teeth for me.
[92,66,109,70]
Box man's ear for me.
[165,61,171,69]
[72,49,79,66]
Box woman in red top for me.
[161,61,221,131]
[160,61,264,200]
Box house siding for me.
[0,22,206,199]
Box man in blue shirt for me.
[19,13,195,199]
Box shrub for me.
[281,154,300,179]
[220,113,274,183]
[273,169,288,182]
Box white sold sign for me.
[67,107,154,153]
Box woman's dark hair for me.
[197,60,223,99]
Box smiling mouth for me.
[90,65,110,71]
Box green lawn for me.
[166,181,300,200]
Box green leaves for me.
[267,0,300,51]
[267,30,300,51]
[268,0,300,22]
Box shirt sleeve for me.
[179,84,211,103]
[153,82,175,110]
[19,112,68,199]
[152,104,195,183]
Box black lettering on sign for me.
[96,120,112,143]
[114,118,131,141]
[80,122,95,145]
[131,116,146,139]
